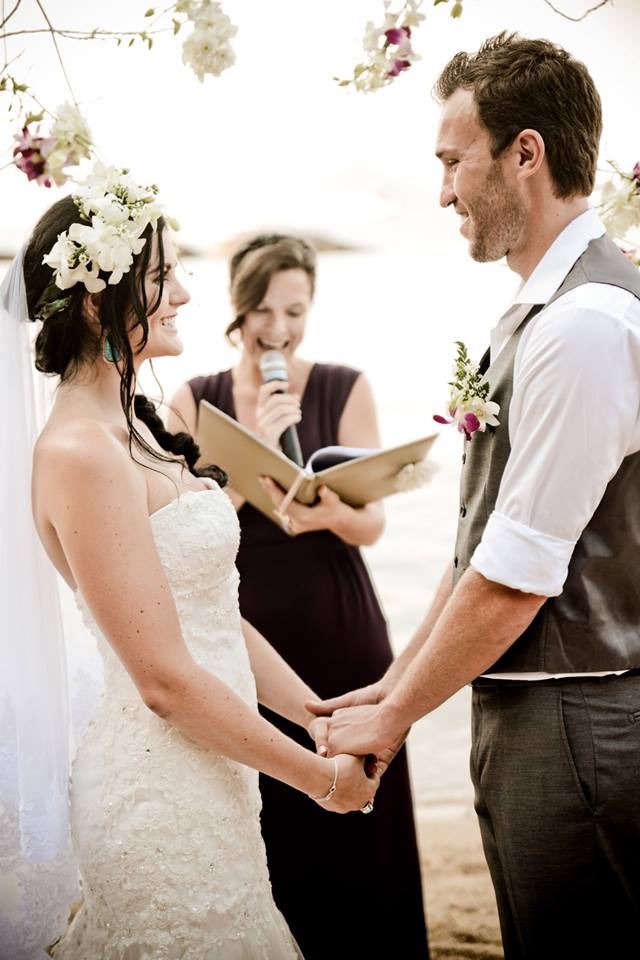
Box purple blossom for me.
[13,127,55,187]
[387,58,412,78]
[633,160,640,192]
[458,412,480,441]
[433,410,482,442]
[384,26,410,45]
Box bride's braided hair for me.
[24,195,227,486]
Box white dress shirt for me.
[469,209,640,677]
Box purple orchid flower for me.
[387,58,412,78]
[384,26,411,45]
[13,127,55,187]
[433,410,482,442]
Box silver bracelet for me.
[310,757,339,803]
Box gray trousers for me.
[471,673,640,960]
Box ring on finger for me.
[360,800,374,815]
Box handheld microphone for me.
[259,350,304,466]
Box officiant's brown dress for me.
[189,363,429,960]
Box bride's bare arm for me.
[241,618,318,732]
[41,422,375,813]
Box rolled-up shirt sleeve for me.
[470,285,640,596]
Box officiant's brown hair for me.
[434,32,602,199]
[225,234,316,343]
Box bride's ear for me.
[82,291,102,330]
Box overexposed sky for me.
[1,0,639,254]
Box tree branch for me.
[34,0,77,104]
[0,25,174,40]
[543,0,611,22]
[0,0,22,31]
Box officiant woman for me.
[169,233,428,959]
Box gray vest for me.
[453,234,640,672]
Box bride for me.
[8,166,378,958]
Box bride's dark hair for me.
[24,195,226,485]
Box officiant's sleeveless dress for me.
[189,364,429,959]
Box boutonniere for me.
[433,341,500,442]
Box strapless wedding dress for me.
[52,486,302,959]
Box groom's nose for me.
[440,174,456,209]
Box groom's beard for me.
[467,162,526,263]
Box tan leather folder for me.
[196,399,437,529]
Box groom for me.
[310,33,640,960]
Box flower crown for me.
[34,163,176,322]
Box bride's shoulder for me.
[34,416,132,482]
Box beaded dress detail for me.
[52,486,301,959]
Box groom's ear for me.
[512,128,546,183]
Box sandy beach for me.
[418,809,502,960]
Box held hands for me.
[307,683,409,777]
[311,754,380,814]
[259,476,346,536]
[255,381,301,449]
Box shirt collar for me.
[512,207,606,307]
[490,208,606,359]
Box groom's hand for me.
[305,680,386,718]
[324,702,407,762]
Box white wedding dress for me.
[51,485,302,960]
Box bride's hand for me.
[312,754,379,815]
[307,715,330,756]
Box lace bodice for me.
[77,487,255,707]
[51,485,300,959]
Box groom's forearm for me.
[384,568,546,728]
[383,559,454,690]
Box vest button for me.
[454,556,459,568]
[460,504,467,517]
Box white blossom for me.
[39,162,172,302]
[181,24,236,82]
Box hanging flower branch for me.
[12,102,92,187]
[336,0,435,94]
[599,160,640,268]
[1,0,237,187]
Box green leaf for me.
[144,7,155,15]
[433,0,449,5]
[117,37,122,45]
[451,1,464,16]
[146,36,153,49]
[173,17,181,34]
[25,110,44,125]
[128,37,135,46]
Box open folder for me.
[196,399,437,531]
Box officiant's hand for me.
[259,477,345,535]
[255,381,301,449]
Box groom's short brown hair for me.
[434,32,602,199]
